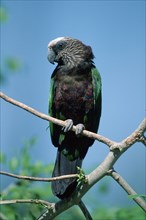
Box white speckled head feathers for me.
[48,37,67,48]
[47,37,94,66]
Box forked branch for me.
[0,91,146,220]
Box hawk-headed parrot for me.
[47,37,102,199]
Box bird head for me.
[47,37,94,67]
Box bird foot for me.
[62,119,73,132]
[62,120,85,136]
[75,124,85,136]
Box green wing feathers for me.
[91,67,102,109]
[48,77,55,139]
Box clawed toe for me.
[62,120,85,136]
[62,119,73,132]
[75,124,85,135]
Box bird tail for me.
[51,150,82,199]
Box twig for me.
[37,199,93,220]
[1,92,145,150]
[0,213,8,220]
[0,199,53,208]
[0,92,114,147]
[109,118,146,151]
[121,118,146,148]
[108,169,146,212]
[0,171,78,182]
[78,200,93,220]
[139,135,146,146]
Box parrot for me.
[47,37,102,199]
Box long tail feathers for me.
[51,151,82,199]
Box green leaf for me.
[20,137,37,169]
[5,57,21,72]
[0,152,6,164]
[98,183,109,194]
[9,157,19,171]
[0,7,8,22]
[76,167,87,187]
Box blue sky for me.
[1,0,145,208]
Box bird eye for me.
[57,41,64,50]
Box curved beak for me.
[47,47,56,64]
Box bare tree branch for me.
[0,92,114,147]
[0,171,78,182]
[1,92,145,150]
[109,118,146,151]
[121,118,146,148]
[108,169,146,212]
[138,135,146,146]
[78,200,93,220]
[0,213,8,220]
[0,199,53,207]
[0,91,146,219]
[37,148,146,219]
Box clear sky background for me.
[1,0,145,209]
